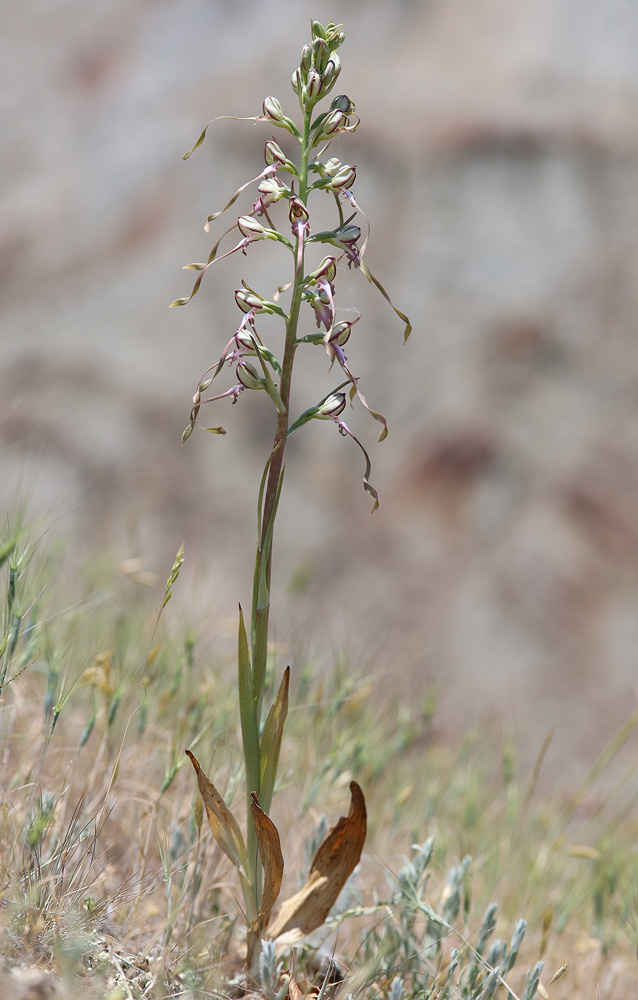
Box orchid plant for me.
[172,19,410,969]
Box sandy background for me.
[3,0,638,780]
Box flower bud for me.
[263,96,285,123]
[321,157,342,177]
[257,177,290,205]
[336,224,361,246]
[306,68,322,100]
[237,216,268,239]
[331,163,356,189]
[236,361,265,391]
[264,140,286,166]
[300,43,313,74]
[317,392,346,419]
[331,94,354,114]
[291,68,302,96]
[308,256,337,283]
[312,37,329,72]
[234,331,258,353]
[311,20,328,41]
[328,320,356,347]
[235,288,267,314]
[321,54,341,95]
[318,109,343,136]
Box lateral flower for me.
[237,216,270,239]
[316,392,346,419]
[255,178,291,207]
[307,256,337,284]
[311,160,356,192]
[310,95,359,145]
[288,197,309,228]
[303,283,334,330]
[237,361,267,391]
[308,223,361,265]
[261,96,299,136]
[234,283,287,318]
[287,386,380,512]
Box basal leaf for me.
[237,606,260,797]
[268,781,366,943]
[250,791,284,930]
[185,750,247,871]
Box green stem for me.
[245,102,313,905]
[250,105,312,724]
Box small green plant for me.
[172,18,410,970]
[353,841,544,1000]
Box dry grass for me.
[1,520,637,998]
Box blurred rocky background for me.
[3,0,638,776]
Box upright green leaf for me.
[259,667,290,814]
[237,605,260,796]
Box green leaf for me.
[237,605,260,797]
[259,667,290,814]
[257,467,284,612]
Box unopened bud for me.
[291,68,302,96]
[311,20,328,41]
[235,288,266,314]
[236,361,265,391]
[336,224,361,246]
[257,177,290,205]
[237,216,268,239]
[312,38,329,72]
[331,94,354,114]
[318,109,343,136]
[329,320,356,347]
[321,54,341,94]
[308,256,337,283]
[306,68,322,100]
[264,140,286,166]
[263,96,285,123]
[317,392,346,419]
[321,158,342,177]
[300,43,313,74]
[331,163,356,189]
[234,331,257,352]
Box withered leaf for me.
[288,976,304,1000]
[185,749,247,872]
[268,781,366,943]
[250,791,284,930]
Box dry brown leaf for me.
[288,976,304,1000]
[268,781,366,943]
[288,976,319,999]
[185,749,247,871]
[250,791,284,930]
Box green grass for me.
[0,517,637,998]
